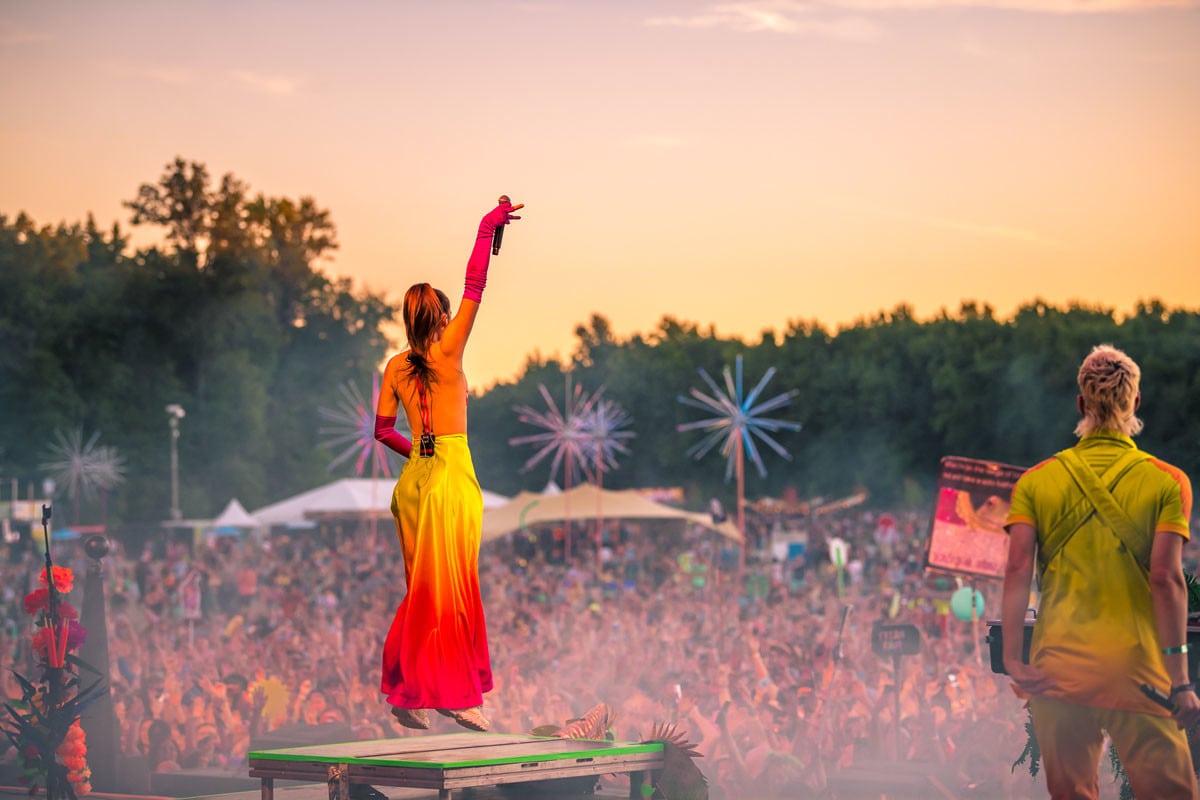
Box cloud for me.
[914,214,1063,248]
[623,134,690,149]
[646,2,882,40]
[645,0,1197,35]
[0,20,51,45]
[228,69,300,96]
[831,0,1196,10]
[836,199,1064,248]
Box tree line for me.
[472,301,1200,509]
[3,158,1198,526]
[1,159,392,524]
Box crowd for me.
[3,504,1177,798]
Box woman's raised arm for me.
[440,197,522,359]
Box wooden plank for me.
[440,752,665,789]
[374,740,659,768]
[251,734,661,769]
[249,734,665,798]
[338,750,663,791]
[251,733,499,760]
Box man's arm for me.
[1001,522,1054,694]
[1148,530,1200,726]
[1001,523,1036,670]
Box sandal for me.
[390,706,429,730]
[436,706,489,732]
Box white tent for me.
[210,498,261,530]
[251,478,508,528]
[481,483,743,542]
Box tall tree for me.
[124,157,213,263]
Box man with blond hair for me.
[1001,344,1199,799]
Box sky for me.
[2,1,1198,389]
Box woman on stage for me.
[373,197,522,732]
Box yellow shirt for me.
[1005,432,1193,714]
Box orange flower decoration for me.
[59,721,91,797]
[39,565,74,594]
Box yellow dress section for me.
[381,434,493,710]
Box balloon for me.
[950,586,985,621]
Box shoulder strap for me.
[415,378,434,436]
[415,377,437,458]
[1046,447,1152,573]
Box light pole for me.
[166,404,185,520]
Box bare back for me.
[378,296,479,438]
[386,350,469,437]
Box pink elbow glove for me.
[373,415,412,458]
[463,199,520,302]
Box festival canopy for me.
[251,477,508,528]
[481,483,743,543]
[211,498,261,530]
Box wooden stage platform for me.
[248,732,664,800]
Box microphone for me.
[493,194,520,256]
[492,223,504,256]
[1141,682,1176,712]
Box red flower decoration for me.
[66,620,88,652]
[30,627,55,661]
[39,566,74,594]
[23,588,50,616]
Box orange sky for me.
[2,1,1198,389]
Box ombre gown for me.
[381,433,493,710]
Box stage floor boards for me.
[194,785,629,800]
[248,732,662,800]
[1,786,631,800]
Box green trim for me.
[249,736,663,769]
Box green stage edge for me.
[249,734,664,770]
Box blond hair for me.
[1074,344,1143,438]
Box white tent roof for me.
[211,498,261,529]
[251,478,508,527]
[481,483,743,542]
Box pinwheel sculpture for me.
[318,374,396,537]
[582,398,635,480]
[511,378,599,486]
[41,428,125,526]
[319,374,396,479]
[579,397,634,573]
[677,355,800,563]
[510,377,610,561]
